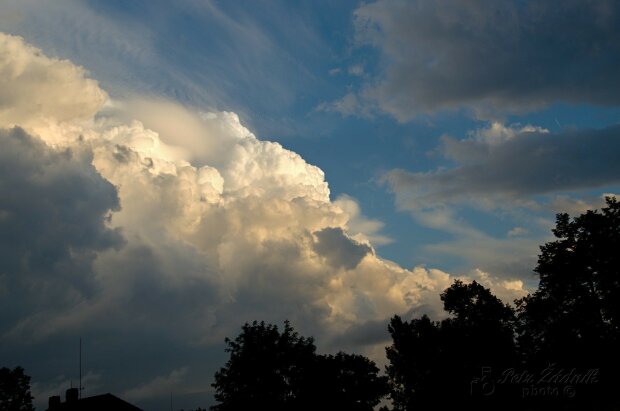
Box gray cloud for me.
[354,0,620,119]
[386,125,620,208]
[0,127,122,337]
[327,302,443,351]
[313,227,372,270]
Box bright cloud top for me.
[0,33,528,406]
[0,32,106,128]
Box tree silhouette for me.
[211,321,387,411]
[386,280,518,410]
[441,280,517,372]
[0,367,34,411]
[385,197,620,410]
[211,321,315,411]
[307,352,388,411]
[385,314,442,411]
[516,196,620,408]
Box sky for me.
[1,1,619,410]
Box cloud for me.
[313,227,372,270]
[123,367,189,401]
[465,268,529,304]
[1,32,513,409]
[386,124,620,209]
[334,194,393,246]
[316,92,368,118]
[381,120,620,283]
[348,64,364,77]
[507,227,528,238]
[545,192,620,216]
[387,204,544,283]
[467,122,548,145]
[0,0,335,137]
[0,33,107,129]
[0,127,122,339]
[351,0,620,120]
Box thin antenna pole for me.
[79,337,82,399]
[170,392,173,411]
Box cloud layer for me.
[386,124,620,209]
[352,0,620,119]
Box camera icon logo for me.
[470,366,496,396]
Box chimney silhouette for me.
[48,395,61,410]
[66,388,79,403]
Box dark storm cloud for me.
[0,127,122,337]
[328,317,391,349]
[313,227,372,270]
[386,125,620,208]
[354,0,620,119]
[328,304,444,351]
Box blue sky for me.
[1,1,620,410]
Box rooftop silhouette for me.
[46,389,142,411]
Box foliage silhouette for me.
[211,321,315,411]
[516,196,620,409]
[385,314,442,411]
[0,366,34,411]
[386,196,620,410]
[386,280,517,411]
[211,320,387,411]
[305,352,388,411]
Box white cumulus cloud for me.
[0,32,527,408]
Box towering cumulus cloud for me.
[0,33,524,406]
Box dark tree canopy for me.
[441,280,516,352]
[385,197,620,410]
[516,196,620,407]
[386,280,517,411]
[517,197,620,359]
[385,315,442,411]
[211,321,316,411]
[441,280,515,330]
[0,366,34,411]
[309,352,388,411]
[211,321,387,411]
